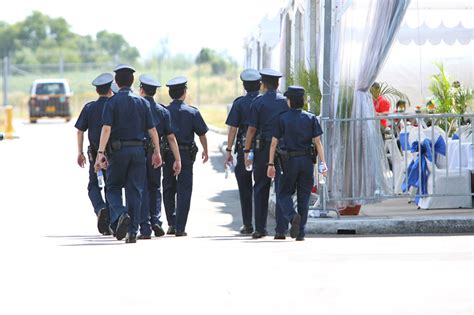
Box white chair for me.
[417,161,472,209]
[384,139,412,194]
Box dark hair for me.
[169,87,186,100]
[288,96,304,109]
[243,81,261,92]
[396,99,406,107]
[141,84,157,97]
[115,71,134,88]
[96,83,111,95]
[371,82,380,90]
[262,77,279,90]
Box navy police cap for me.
[92,73,114,87]
[284,85,305,97]
[139,74,161,88]
[166,76,188,89]
[240,69,261,82]
[113,64,136,73]
[259,68,282,78]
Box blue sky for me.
[1,0,284,62]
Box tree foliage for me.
[195,47,233,75]
[0,11,139,64]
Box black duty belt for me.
[288,150,311,158]
[121,140,145,147]
[179,144,193,150]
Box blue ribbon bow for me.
[401,136,446,204]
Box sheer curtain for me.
[322,0,410,208]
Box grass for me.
[0,63,242,120]
[198,105,228,130]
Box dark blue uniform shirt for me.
[144,96,173,138]
[225,91,260,140]
[167,100,208,145]
[248,90,288,141]
[273,109,323,151]
[102,88,155,141]
[75,96,108,148]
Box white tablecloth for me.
[447,139,474,170]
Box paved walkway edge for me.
[304,216,474,234]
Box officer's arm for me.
[166,134,181,162]
[97,125,111,153]
[313,136,326,165]
[244,127,257,151]
[227,127,238,151]
[269,137,279,164]
[148,127,161,155]
[77,130,85,155]
[199,134,209,163]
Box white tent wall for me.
[377,0,474,109]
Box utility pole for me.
[3,56,9,106]
[197,63,201,106]
[321,0,333,119]
[59,53,64,76]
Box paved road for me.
[0,119,473,315]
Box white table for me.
[447,139,474,170]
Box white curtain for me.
[324,0,410,207]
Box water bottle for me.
[246,150,254,172]
[225,160,234,179]
[318,162,326,185]
[97,170,105,188]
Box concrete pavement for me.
[0,119,472,315]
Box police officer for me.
[75,73,113,235]
[94,64,162,244]
[267,86,327,240]
[244,68,288,239]
[224,69,261,235]
[137,74,181,239]
[162,76,209,236]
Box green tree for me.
[0,22,18,58]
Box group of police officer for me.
[225,68,327,241]
[76,63,326,243]
[76,64,208,243]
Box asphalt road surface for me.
[0,119,472,315]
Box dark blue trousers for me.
[234,149,253,227]
[162,149,193,233]
[106,146,146,234]
[139,151,163,236]
[276,155,313,237]
[253,141,283,233]
[87,162,108,214]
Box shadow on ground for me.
[45,234,125,247]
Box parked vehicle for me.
[28,79,72,123]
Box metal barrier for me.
[316,112,474,213]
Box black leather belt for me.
[121,140,145,147]
[179,144,193,150]
[288,150,311,158]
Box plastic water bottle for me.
[97,170,105,188]
[318,162,326,185]
[246,150,254,172]
[225,160,234,179]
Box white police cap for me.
[113,64,136,73]
[139,74,161,88]
[111,82,119,94]
[166,76,188,89]
[240,69,261,82]
[259,68,282,78]
[92,73,114,87]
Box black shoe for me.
[274,233,286,240]
[296,236,305,241]
[290,214,301,239]
[175,231,187,237]
[167,226,176,235]
[137,234,151,240]
[239,225,254,235]
[115,213,130,241]
[97,208,109,235]
[125,233,137,243]
[152,224,165,237]
[251,231,266,239]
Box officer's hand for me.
[224,152,232,167]
[267,165,276,179]
[77,153,86,168]
[202,151,209,164]
[173,160,181,176]
[94,153,108,172]
[152,151,162,168]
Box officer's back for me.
[250,90,288,140]
[168,99,206,145]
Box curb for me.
[304,216,474,234]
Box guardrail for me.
[318,112,473,211]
